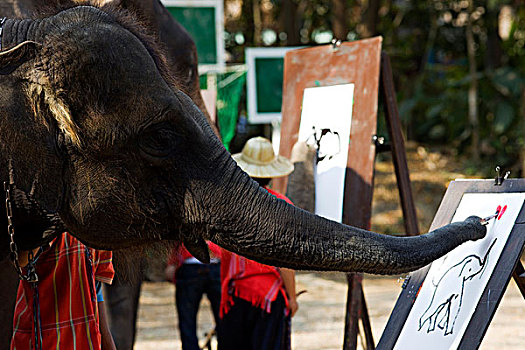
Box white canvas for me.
[298,84,354,222]
[394,192,525,350]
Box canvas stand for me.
[377,178,525,350]
[275,37,420,349]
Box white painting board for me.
[394,192,525,350]
[297,84,354,222]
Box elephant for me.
[0,1,488,281]
[0,0,214,347]
[0,6,490,344]
[286,141,317,213]
[418,238,497,335]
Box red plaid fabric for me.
[11,232,114,350]
[220,187,292,318]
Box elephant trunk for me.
[198,162,486,275]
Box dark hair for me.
[253,177,271,188]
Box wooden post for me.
[360,286,375,350]
[380,52,419,236]
[343,273,362,350]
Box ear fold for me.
[0,41,41,75]
[98,0,123,7]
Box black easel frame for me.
[377,178,525,350]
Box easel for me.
[377,178,525,349]
[342,51,420,350]
[274,37,419,350]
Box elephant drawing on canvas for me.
[418,238,497,336]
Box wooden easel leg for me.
[360,287,375,350]
[342,51,417,350]
[343,273,375,350]
[512,259,525,299]
[379,52,419,236]
[343,273,361,350]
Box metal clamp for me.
[331,38,342,51]
[494,166,510,186]
[372,135,391,153]
[401,275,411,289]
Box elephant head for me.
[0,5,487,274]
[1,0,214,129]
[107,0,214,128]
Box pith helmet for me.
[232,137,294,178]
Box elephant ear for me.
[0,41,41,75]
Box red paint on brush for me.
[498,205,507,220]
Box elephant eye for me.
[139,123,177,159]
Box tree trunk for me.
[361,0,381,38]
[252,0,262,45]
[466,0,479,161]
[332,0,347,40]
[280,0,300,45]
[241,0,255,46]
[484,6,502,70]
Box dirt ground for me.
[134,143,525,349]
[134,274,525,349]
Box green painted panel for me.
[255,57,284,113]
[199,74,208,89]
[166,6,217,64]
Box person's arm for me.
[280,268,298,317]
[99,300,116,350]
[96,282,116,350]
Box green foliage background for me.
[223,0,525,173]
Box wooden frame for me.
[378,179,525,350]
[274,37,422,349]
[245,47,299,124]
[274,39,383,349]
[275,37,383,230]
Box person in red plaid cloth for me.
[165,241,222,350]
[218,137,298,350]
[11,232,115,350]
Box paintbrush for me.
[480,205,502,225]
[480,212,499,225]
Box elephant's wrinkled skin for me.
[1,0,213,124]
[0,5,487,276]
[0,1,211,346]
